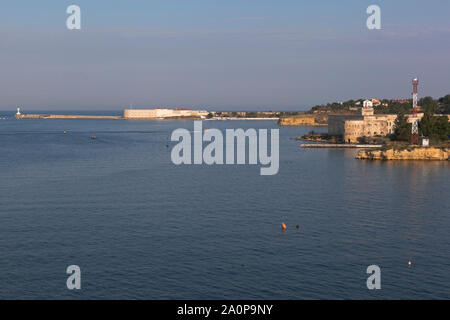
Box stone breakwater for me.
[357,147,450,161]
[15,114,122,119]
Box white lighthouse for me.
[16,107,21,115]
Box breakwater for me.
[15,114,122,120]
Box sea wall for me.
[15,114,121,119]
[278,114,327,126]
[357,147,450,160]
[123,109,159,119]
[123,109,209,119]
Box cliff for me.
[357,147,450,161]
[278,114,327,126]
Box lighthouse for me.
[14,107,23,119]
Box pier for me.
[14,114,122,120]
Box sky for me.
[0,0,449,111]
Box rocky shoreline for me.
[357,147,450,161]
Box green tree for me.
[388,101,411,115]
[436,117,450,140]
[419,110,450,142]
[419,96,438,114]
[438,95,450,114]
[392,112,411,141]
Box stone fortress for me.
[328,100,423,143]
[328,78,450,143]
[123,108,209,119]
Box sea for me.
[0,110,449,299]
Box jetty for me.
[301,144,383,149]
[15,113,122,120]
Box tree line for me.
[308,95,450,115]
[392,109,450,142]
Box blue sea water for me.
[0,111,449,299]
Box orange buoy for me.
[281,222,287,230]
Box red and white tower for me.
[410,78,419,145]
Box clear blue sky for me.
[0,0,449,110]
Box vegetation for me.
[391,112,412,141]
[309,99,359,113]
[419,111,450,142]
[438,95,450,114]
[392,109,450,142]
[279,111,305,116]
[420,96,439,113]
[374,101,411,115]
[307,94,450,115]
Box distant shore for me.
[14,112,279,121]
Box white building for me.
[421,137,430,147]
[363,100,373,109]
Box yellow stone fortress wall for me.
[123,109,209,119]
[329,107,405,143]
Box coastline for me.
[15,114,122,120]
[14,112,280,121]
[357,146,450,161]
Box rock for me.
[278,114,327,126]
[357,147,450,161]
